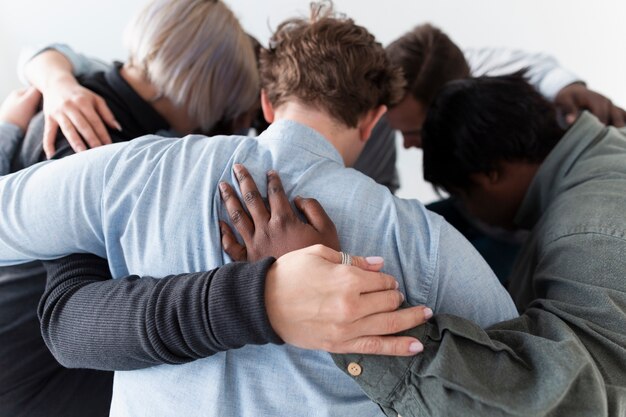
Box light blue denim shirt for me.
[0,120,517,416]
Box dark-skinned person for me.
[218,72,626,414]
[0,3,517,416]
[384,23,626,282]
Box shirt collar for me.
[515,111,608,229]
[257,119,345,166]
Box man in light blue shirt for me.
[0,5,517,416]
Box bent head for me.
[385,24,469,148]
[259,1,405,165]
[124,0,259,134]
[422,73,564,229]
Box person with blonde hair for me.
[0,0,258,415]
[17,0,258,164]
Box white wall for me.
[1,0,624,202]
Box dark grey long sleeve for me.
[40,254,282,371]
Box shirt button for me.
[347,362,362,377]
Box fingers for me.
[609,105,626,127]
[557,96,577,125]
[43,116,62,159]
[219,181,255,242]
[220,221,247,261]
[336,306,433,356]
[294,195,336,233]
[357,289,404,317]
[266,170,293,219]
[65,108,103,150]
[233,164,270,224]
[347,255,384,272]
[56,113,87,154]
[354,269,399,294]
[588,96,611,125]
[21,86,42,105]
[95,96,121,140]
[348,306,432,340]
[340,335,424,356]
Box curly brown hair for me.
[260,1,405,128]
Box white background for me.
[1,0,624,202]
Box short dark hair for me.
[260,1,405,128]
[422,72,564,192]
[386,23,470,106]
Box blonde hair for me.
[124,0,259,131]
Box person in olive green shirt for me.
[327,74,626,416]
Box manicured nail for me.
[365,256,384,265]
[400,292,405,302]
[267,169,277,177]
[394,281,399,289]
[409,341,423,353]
[114,120,123,132]
[218,182,228,193]
[423,307,433,320]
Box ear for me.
[471,169,501,190]
[358,105,387,142]
[260,89,275,124]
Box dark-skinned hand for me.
[555,83,625,127]
[218,163,340,261]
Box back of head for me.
[124,0,259,132]
[422,72,564,192]
[260,1,405,128]
[386,23,470,106]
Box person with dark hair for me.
[385,23,626,282]
[386,23,625,150]
[220,73,626,415]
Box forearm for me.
[0,145,115,265]
[0,122,22,175]
[20,43,110,87]
[40,254,281,371]
[333,312,607,417]
[24,49,77,95]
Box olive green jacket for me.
[333,112,626,416]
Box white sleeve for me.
[464,47,582,101]
[17,43,111,85]
[0,144,122,265]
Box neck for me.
[273,101,362,166]
[120,64,197,134]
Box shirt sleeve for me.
[333,232,625,416]
[0,144,122,265]
[18,43,111,84]
[464,47,581,101]
[39,254,282,371]
[0,122,22,175]
[427,220,519,328]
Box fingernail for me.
[394,281,399,289]
[267,169,276,176]
[423,307,433,320]
[114,121,123,132]
[365,256,383,265]
[399,292,405,302]
[218,182,228,193]
[409,341,423,353]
